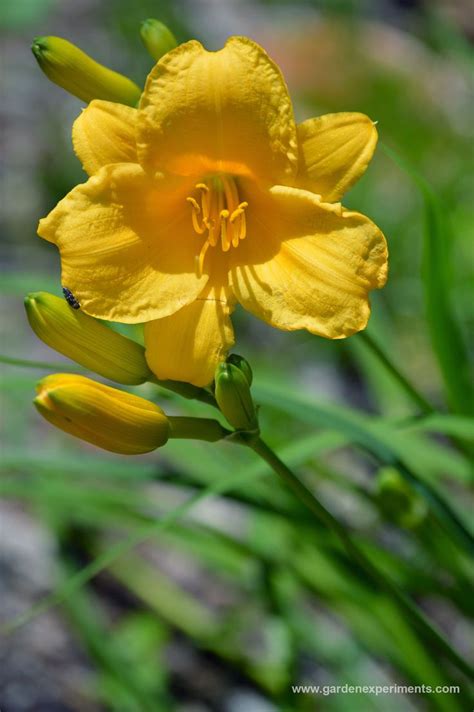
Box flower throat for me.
[187,175,248,277]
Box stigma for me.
[186,175,248,277]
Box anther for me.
[186,197,201,212]
[220,210,230,252]
[238,210,247,241]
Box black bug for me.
[62,287,81,309]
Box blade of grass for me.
[1,438,298,634]
[57,560,165,712]
[358,331,435,415]
[380,142,473,417]
[0,354,85,371]
[254,379,473,550]
[401,413,474,441]
[249,438,474,682]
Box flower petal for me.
[72,99,137,176]
[230,185,387,338]
[145,285,235,387]
[137,36,298,185]
[297,112,378,202]
[38,163,208,323]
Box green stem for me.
[167,415,230,442]
[249,437,474,681]
[149,376,217,408]
[359,332,435,415]
[0,354,83,371]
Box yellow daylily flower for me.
[38,36,388,387]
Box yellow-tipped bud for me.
[25,292,153,385]
[140,19,177,61]
[34,374,170,454]
[31,36,141,106]
[215,363,258,432]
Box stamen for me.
[207,218,217,247]
[187,201,206,235]
[229,202,248,223]
[196,183,209,219]
[187,176,248,272]
[186,197,201,213]
[222,175,239,211]
[220,210,230,252]
[196,239,211,278]
[238,208,247,241]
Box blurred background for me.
[1,0,473,710]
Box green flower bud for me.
[25,291,152,385]
[215,362,258,432]
[376,467,428,529]
[140,19,177,61]
[227,353,253,386]
[31,36,141,105]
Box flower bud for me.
[25,292,152,385]
[226,353,253,386]
[376,467,428,529]
[140,19,177,61]
[34,374,170,454]
[215,363,258,432]
[31,36,141,106]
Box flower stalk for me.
[167,416,230,442]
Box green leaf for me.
[1,438,302,633]
[402,413,474,441]
[381,142,473,416]
[253,379,473,551]
[254,379,471,482]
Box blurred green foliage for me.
[1,0,473,710]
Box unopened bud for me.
[376,467,428,529]
[140,19,177,61]
[34,374,170,454]
[25,292,152,385]
[215,363,258,432]
[31,36,141,105]
[227,353,253,386]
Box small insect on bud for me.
[34,374,170,455]
[215,362,258,433]
[140,19,178,61]
[25,291,153,385]
[62,286,80,310]
[31,36,142,106]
